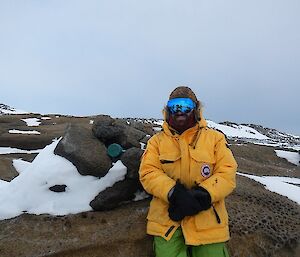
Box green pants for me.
[154,228,230,257]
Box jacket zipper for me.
[165,225,175,237]
[212,206,221,224]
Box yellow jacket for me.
[139,114,237,245]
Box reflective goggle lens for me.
[167,98,196,114]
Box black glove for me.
[190,186,211,211]
[168,182,202,221]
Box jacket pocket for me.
[189,149,216,182]
[194,200,228,231]
[159,153,181,180]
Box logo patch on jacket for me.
[201,164,211,178]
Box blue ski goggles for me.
[167,98,196,114]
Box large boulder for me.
[54,123,112,177]
[92,118,147,149]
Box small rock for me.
[49,184,67,192]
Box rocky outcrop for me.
[89,117,147,210]
[52,116,148,211]
[54,123,112,177]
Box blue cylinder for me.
[107,143,123,158]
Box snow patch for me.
[133,191,150,201]
[238,172,300,204]
[275,150,300,166]
[0,147,42,154]
[21,118,41,126]
[153,127,162,132]
[207,120,269,139]
[0,139,127,220]
[9,129,40,135]
[13,159,31,174]
[140,142,146,150]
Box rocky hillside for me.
[0,105,299,257]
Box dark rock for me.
[121,147,144,180]
[90,179,139,211]
[92,118,147,149]
[93,123,125,146]
[122,125,147,149]
[92,115,115,126]
[92,116,124,146]
[54,123,112,177]
[49,184,67,192]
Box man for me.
[139,86,237,257]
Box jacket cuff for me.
[163,181,176,202]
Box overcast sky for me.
[0,0,299,135]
